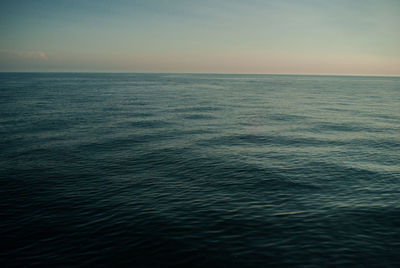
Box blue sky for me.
[1,0,399,74]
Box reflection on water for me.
[1,73,400,266]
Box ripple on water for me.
[1,73,399,266]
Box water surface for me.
[1,73,400,266]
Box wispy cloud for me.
[0,49,48,60]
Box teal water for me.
[1,73,400,266]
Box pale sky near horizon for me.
[1,0,399,75]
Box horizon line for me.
[0,71,399,78]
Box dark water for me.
[1,73,400,267]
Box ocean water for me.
[0,73,399,267]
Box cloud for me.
[0,49,48,60]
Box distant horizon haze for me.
[0,71,399,78]
[1,0,399,75]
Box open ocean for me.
[1,73,399,267]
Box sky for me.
[1,0,399,75]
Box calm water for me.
[1,73,400,266]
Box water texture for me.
[1,73,399,266]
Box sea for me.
[1,73,399,267]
